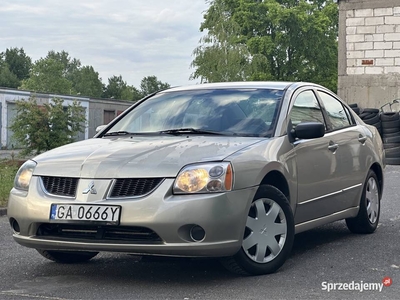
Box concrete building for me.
[0,88,132,149]
[338,0,400,108]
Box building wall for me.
[0,88,132,149]
[338,0,400,108]
[87,98,133,138]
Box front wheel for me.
[221,185,295,275]
[346,170,380,234]
[36,249,98,263]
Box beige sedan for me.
[7,82,385,275]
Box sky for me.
[0,0,209,88]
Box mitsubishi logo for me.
[82,181,97,194]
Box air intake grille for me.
[41,176,78,197]
[110,178,164,198]
[37,224,162,243]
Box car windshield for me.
[105,88,283,137]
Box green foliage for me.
[21,50,104,98]
[139,76,171,97]
[102,75,128,99]
[121,85,142,101]
[191,0,338,91]
[0,159,21,207]
[3,48,32,81]
[71,66,104,98]
[9,97,86,156]
[0,47,32,88]
[0,63,20,88]
[0,47,171,100]
[103,75,170,101]
[21,58,73,94]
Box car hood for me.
[32,136,263,178]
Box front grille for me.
[110,178,164,198]
[37,224,162,244]
[41,176,78,197]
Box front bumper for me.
[7,177,257,257]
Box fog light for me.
[190,225,205,242]
[10,219,20,234]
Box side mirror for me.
[95,125,107,133]
[291,122,325,140]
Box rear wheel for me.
[346,170,380,234]
[221,185,294,275]
[36,249,98,263]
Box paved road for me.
[0,167,399,300]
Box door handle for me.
[328,141,339,152]
[358,135,367,144]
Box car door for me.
[316,90,367,209]
[289,89,348,224]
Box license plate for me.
[50,204,121,224]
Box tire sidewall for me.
[233,185,295,275]
[359,171,380,230]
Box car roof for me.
[164,81,296,92]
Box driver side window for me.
[290,90,326,129]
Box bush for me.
[9,97,86,156]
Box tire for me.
[359,112,373,119]
[380,112,399,122]
[385,157,400,165]
[362,108,379,114]
[383,132,400,138]
[381,119,400,129]
[346,170,380,234]
[363,114,380,125]
[349,103,358,108]
[352,107,360,115]
[363,114,380,124]
[383,143,400,149]
[382,127,400,134]
[385,146,400,158]
[371,121,381,131]
[36,249,98,263]
[220,185,294,275]
[383,135,400,143]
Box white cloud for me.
[0,0,209,87]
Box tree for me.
[21,58,73,94]
[0,47,32,88]
[9,97,86,156]
[0,62,20,88]
[70,66,104,98]
[190,0,251,83]
[139,76,171,97]
[191,0,338,91]
[121,85,142,101]
[24,50,104,97]
[46,50,81,80]
[102,75,169,101]
[102,75,128,99]
[3,47,32,81]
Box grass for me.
[0,159,24,207]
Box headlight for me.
[14,160,37,191]
[173,162,233,194]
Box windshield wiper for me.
[103,131,133,136]
[159,128,225,135]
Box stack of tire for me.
[359,108,382,136]
[349,103,360,115]
[350,104,382,136]
[381,112,400,165]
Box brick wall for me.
[346,7,400,76]
[338,0,400,109]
